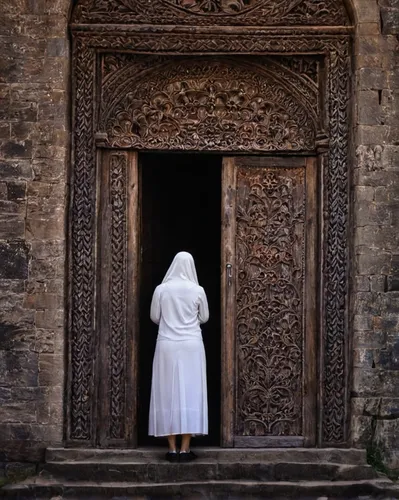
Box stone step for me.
[46,446,367,464]
[41,460,378,483]
[1,477,397,500]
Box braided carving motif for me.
[109,153,128,440]
[322,44,350,444]
[69,41,96,441]
[101,59,316,151]
[236,167,305,436]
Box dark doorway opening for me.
[138,153,222,446]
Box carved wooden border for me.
[109,153,128,440]
[68,28,351,446]
[67,39,96,444]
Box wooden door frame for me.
[67,22,352,447]
[96,150,140,448]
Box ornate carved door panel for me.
[96,150,139,447]
[222,156,317,447]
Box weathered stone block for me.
[353,329,387,349]
[35,309,63,329]
[0,56,44,85]
[357,91,383,125]
[0,322,35,351]
[32,158,65,182]
[30,257,64,280]
[7,181,26,201]
[26,216,64,240]
[30,240,64,259]
[355,144,384,172]
[0,199,26,216]
[354,292,383,316]
[33,144,67,161]
[0,242,29,279]
[354,185,375,203]
[355,36,384,56]
[356,252,392,275]
[0,140,32,159]
[11,122,36,141]
[351,414,373,447]
[353,347,380,368]
[356,226,399,251]
[46,38,68,57]
[375,186,399,203]
[370,275,388,292]
[353,313,373,331]
[38,354,63,386]
[357,201,392,226]
[380,292,399,314]
[32,122,68,147]
[353,367,399,397]
[357,125,390,145]
[357,22,381,35]
[0,351,38,388]
[354,275,370,292]
[0,160,33,180]
[23,292,59,310]
[33,329,60,353]
[0,216,25,239]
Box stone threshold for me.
[46,446,368,464]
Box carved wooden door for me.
[221,156,317,447]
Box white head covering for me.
[162,252,199,285]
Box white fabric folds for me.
[149,252,209,437]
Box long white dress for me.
[148,252,209,437]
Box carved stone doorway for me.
[68,1,352,447]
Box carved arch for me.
[98,57,319,151]
[72,0,351,26]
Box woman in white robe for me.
[149,251,209,462]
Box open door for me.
[221,156,317,447]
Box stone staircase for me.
[1,448,398,499]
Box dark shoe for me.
[165,451,179,463]
[179,451,197,462]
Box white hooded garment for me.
[148,252,209,437]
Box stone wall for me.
[0,0,399,469]
[351,0,399,469]
[0,0,69,464]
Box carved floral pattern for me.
[102,60,315,151]
[72,0,349,26]
[235,167,305,436]
[165,0,258,15]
